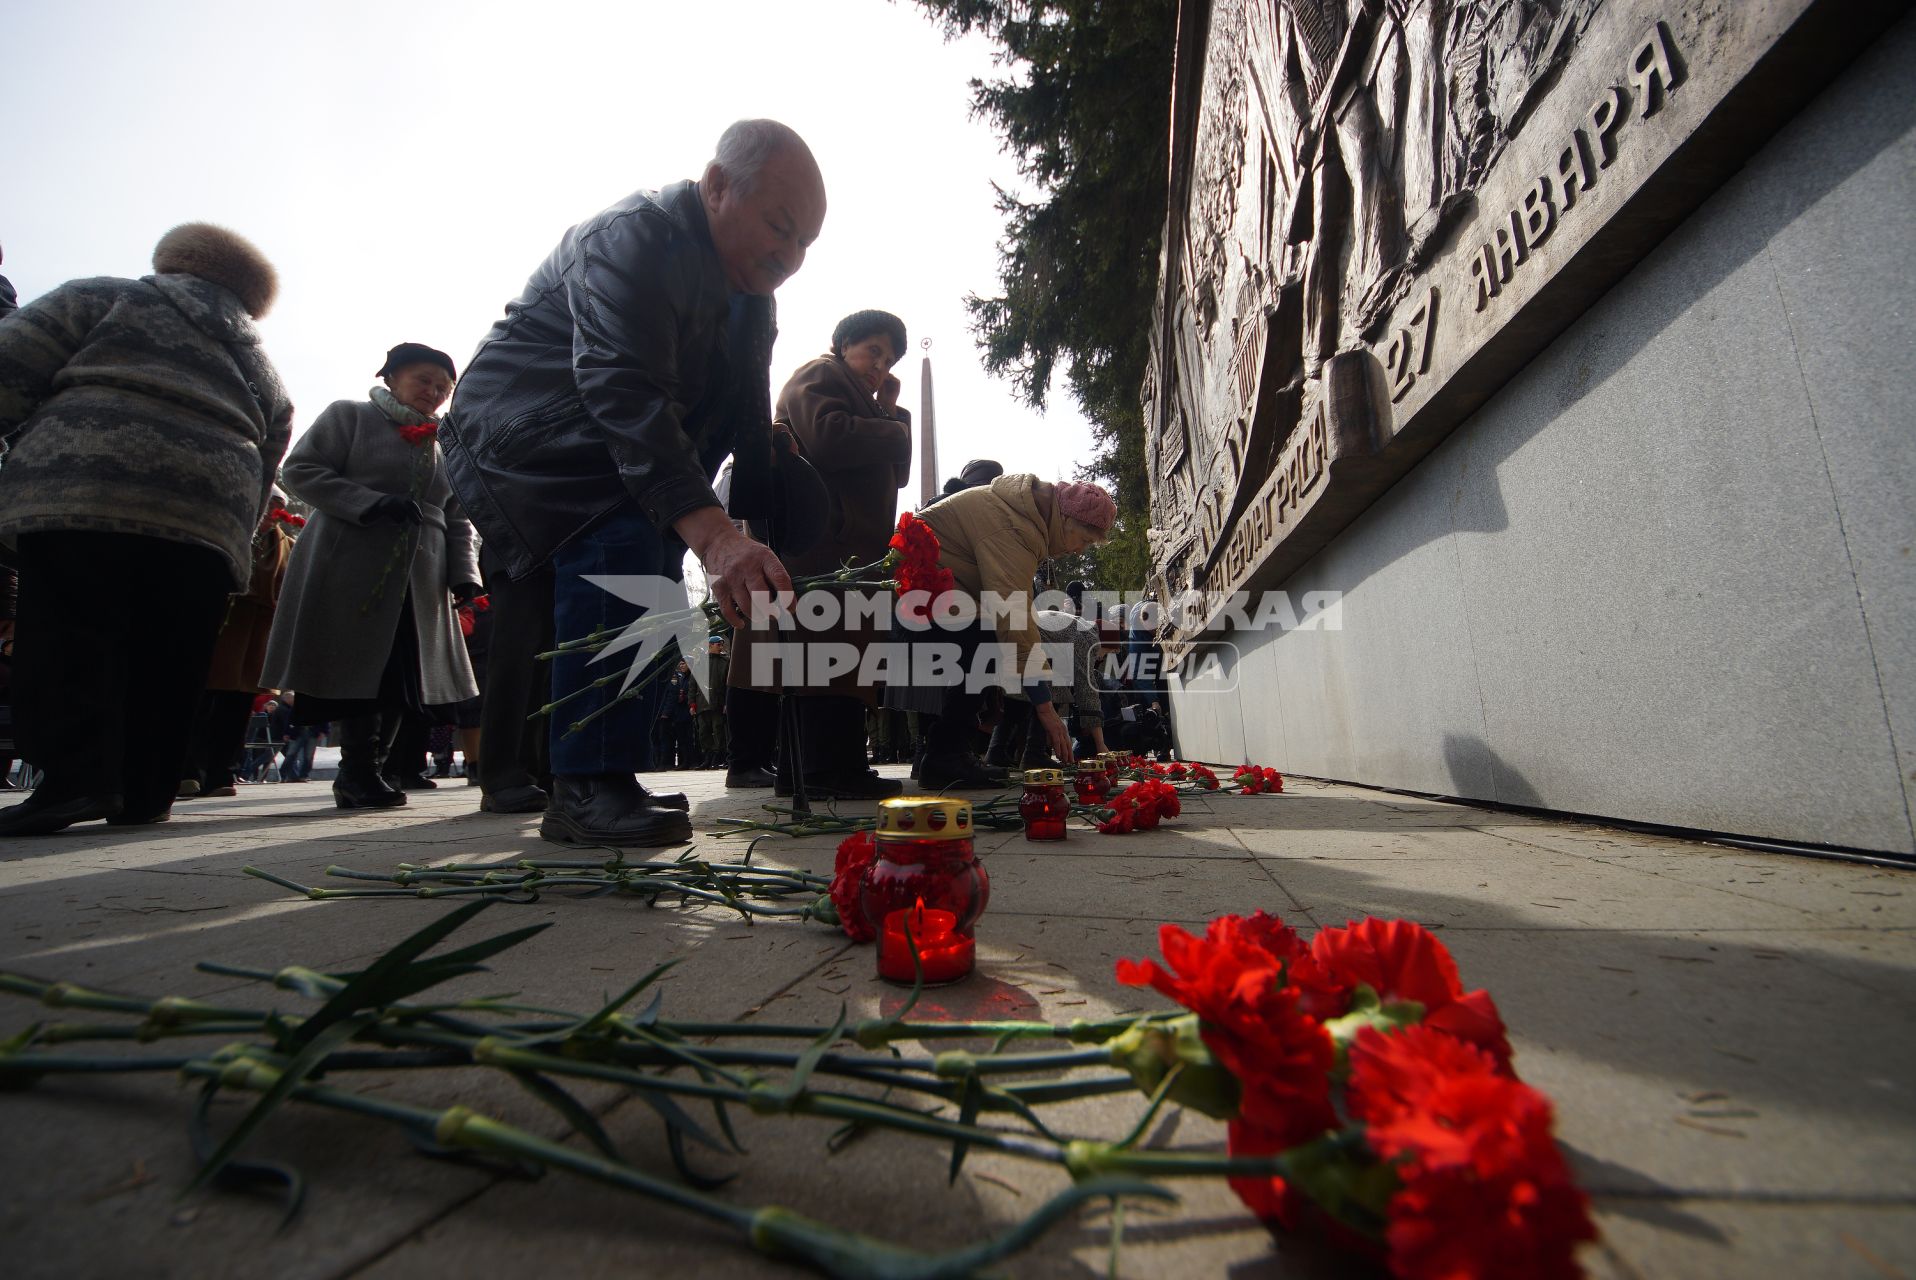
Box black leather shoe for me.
[540,774,693,848]
[0,793,124,837]
[725,766,777,790]
[481,783,548,814]
[386,773,438,791]
[106,807,173,827]
[917,754,1010,791]
[641,787,691,811]
[336,769,407,810]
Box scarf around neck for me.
[370,384,438,427]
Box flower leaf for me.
[289,901,495,1051]
[188,1080,306,1230]
[946,1073,985,1184]
[507,1069,621,1161]
[186,1014,374,1194]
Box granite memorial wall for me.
[1147,1,1916,854]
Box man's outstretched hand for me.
[676,505,794,629]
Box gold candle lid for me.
[876,795,973,838]
[1022,768,1064,786]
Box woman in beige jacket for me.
[907,474,1116,788]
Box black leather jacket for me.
[442,181,748,580]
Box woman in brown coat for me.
[180,498,297,796]
[743,310,913,798]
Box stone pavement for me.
[1,768,1911,1278]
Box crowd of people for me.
[0,119,1172,844]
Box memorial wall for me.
[1147,2,1916,854]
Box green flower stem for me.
[929,1048,1115,1077]
[179,1058,759,1230]
[25,1020,271,1045]
[994,1076,1143,1105]
[250,863,833,912]
[472,1038,1068,1166]
[183,1055,1149,1280]
[534,664,648,723]
[2,1051,201,1076]
[847,1013,1181,1049]
[1064,1140,1303,1181]
[0,974,261,1024]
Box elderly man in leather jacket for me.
[443,119,824,847]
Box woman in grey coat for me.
[260,343,481,810]
[0,223,293,835]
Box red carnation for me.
[889,514,955,623]
[1117,914,1336,1223]
[1167,762,1188,779]
[1350,1026,1594,1279]
[267,506,306,529]
[1300,918,1512,1069]
[888,512,941,567]
[1123,777,1180,825]
[398,422,439,446]
[1188,764,1219,790]
[830,832,878,942]
[1094,794,1138,834]
[1263,767,1284,793]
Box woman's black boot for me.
[335,715,406,810]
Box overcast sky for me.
[2,0,1098,506]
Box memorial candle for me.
[878,898,975,984]
[1019,768,1069,841]
[860,796,988,986]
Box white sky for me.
[1,0,1098,505]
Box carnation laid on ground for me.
[1117,910,1594,1276]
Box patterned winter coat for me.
[0,244,292,588]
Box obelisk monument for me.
[917,339,938,508]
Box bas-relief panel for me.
[1145,0,1895,657]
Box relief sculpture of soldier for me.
[1275,0,1410,374]
[1152,0,1609,621]
[1269,0,1601,370]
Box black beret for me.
[377,342,457,381]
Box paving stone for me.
[2,767,1910,1277]
[1588,1202,1916,1280]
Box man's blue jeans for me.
[549,506,672,775]
[282,728,319,781]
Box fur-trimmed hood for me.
[152,222,279,318]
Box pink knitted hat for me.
[1055,481,1117,532]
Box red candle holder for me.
[1072,765,1111,805]
[860,797,988,985]
[1018,768,1069,841]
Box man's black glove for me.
[451,581,481,605]
[369,495,423,525]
